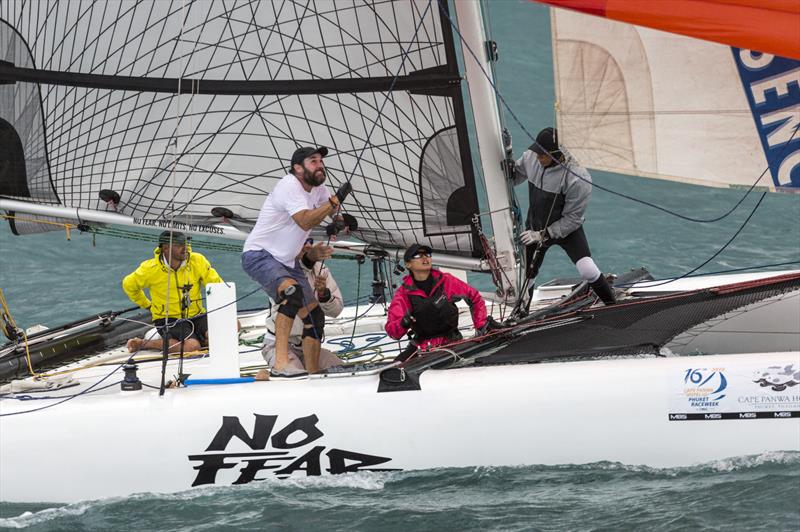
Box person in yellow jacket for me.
[123,231,223,353]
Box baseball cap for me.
[290,146,329,168]
[403,243,433,262]
[529,127,560,156]
[158,230,189,245]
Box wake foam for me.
[0,502,92,529]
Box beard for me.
[168,250,187,262]
[302,165,326,187]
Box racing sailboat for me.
[0,0,798,503]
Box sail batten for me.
[0,62,461,95]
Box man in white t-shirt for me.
[242,146,352,377]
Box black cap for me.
[290,146,329,168]
[158,230,189,245]
[403,243,432,262]
[529,127,560,156]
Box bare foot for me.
[126,338,144,353]
[255,369,270,381]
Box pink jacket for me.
[385,269,487,350]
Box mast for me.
[452,0,518,295]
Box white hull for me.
[1,270,799,503]
[1,353,799,502]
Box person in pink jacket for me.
[386,244,489,360]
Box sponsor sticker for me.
[732,48,800,189]
[669,362,800,421]
[188,414,398,487]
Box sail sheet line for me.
[617,191,772,289]
[335,0,433,244]
[443,0,795,222]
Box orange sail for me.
[534,0,800,59]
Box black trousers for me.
[525,226,592,279]
[153,315,209,344]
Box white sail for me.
[0,0,516,264]
[550,8,800,191]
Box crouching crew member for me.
[122,231,223,354]
[386,244,490,361]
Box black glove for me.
[335,182,353,204]
[341,212,358,231]
[476,316,502,336]
[326,220,345,236]
[326,212,359,236]
[400,310,414,329]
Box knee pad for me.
[277,284,304,319]
[575,256,601,283]
[301,305,325,340]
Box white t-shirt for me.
[244,173,330,266]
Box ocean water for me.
[2,454,799,531]
[1,1,799,529]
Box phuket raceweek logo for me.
[670,363,800,421]
[668,367,729,421]
[682,367,728,409]
[188,414,398,487]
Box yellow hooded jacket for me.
[122,246,223,321]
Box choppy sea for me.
[1,1,799,529]
[2,454,799,531]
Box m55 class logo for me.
[682,368,727,409]
[188,414,397,487]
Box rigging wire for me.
[313,0,436,337]
[436,0,799,289]
[436,1,798,223]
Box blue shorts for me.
[241,249,315,305]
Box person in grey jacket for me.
[511,127,615,305]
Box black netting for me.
[0,1,482,256]
[474,272,800,365]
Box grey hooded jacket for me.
[512,147,592,240]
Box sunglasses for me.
[412,252,431,259]
[305,238,314,245]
